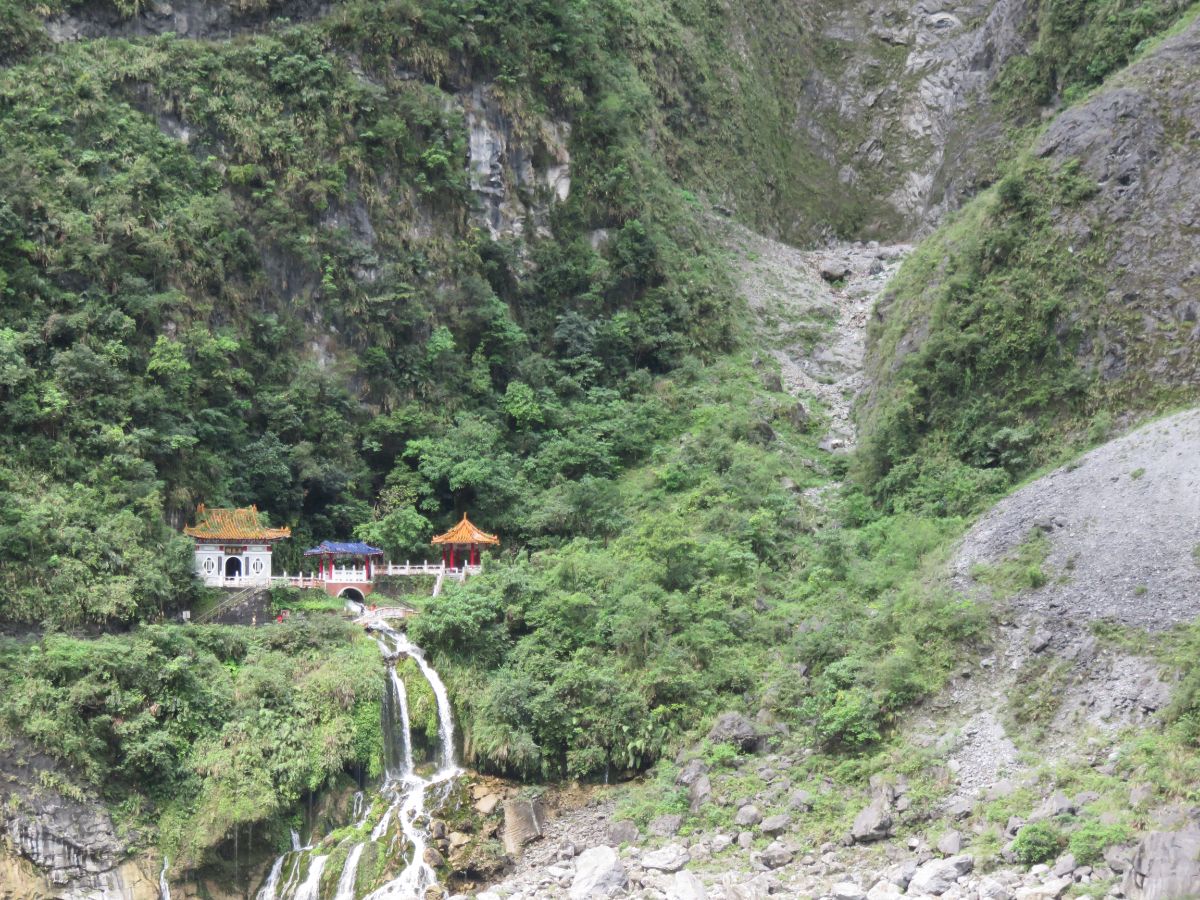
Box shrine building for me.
[185,505,291,586]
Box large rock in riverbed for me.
[569,845,626,899]
[502,797,546,856]
[1122,830,1200,900]
[851,797,893,843]
[908,854,974,895]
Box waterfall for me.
[360,626,462,900]
[159,857,171,900]
[255,855,284,900]
[293,854,328,900]
[333,843,365,900]
[251,627,460,900]
[389,631,457,772]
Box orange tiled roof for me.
[431,513,499,546]
[184,505,291,542]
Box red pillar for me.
[470,543,477,566]
[365,557,371,580]
[449,545,456,569]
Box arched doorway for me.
[225,557,242,578]
[339,587,365,603]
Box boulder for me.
[642,844,690,873]
[832,883,867,900]
[1122,830,1200,900]
[977,876,1012,900]
[649,813,684,837]
[1129,783,1154,807]
[936,830,962,856]
[569,846,626,899]
[711,833,733,853]
[759,842,793,868]
[789,789,814,811]
[423,846,446,867]
[851,798,893,843]
[907,855,974,895]
[502,798,546,856]
[759,813,791,836]
[474,793,501,815]
[666,870,708,900]
[1013,879,1071,900]
[1050,853,1075,878]
[675,758,709,787]
[689,774,713,815]
[734,804,763,827]
[707,712,760,751]
[867,883,903,900]
[607,820,640,846]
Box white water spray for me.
[251,626,460,899]
[333,842,366,900]
[293,854,327,900]
[158,857,170,900]
[255,855,284,900]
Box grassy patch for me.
[970,530,1052,598]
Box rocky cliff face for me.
[1032,17,1200,386]
[0,739,154,899]
[796,0,1035,229]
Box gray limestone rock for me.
[707,712,760,752]
[569,845,626,899]
[851,797,893,843]
[642,843,690,873]
[649,814,684,838]
[607,820,640,847]
[734,804,763,827]
[908,854,974,895]
[1122,830,1200,900]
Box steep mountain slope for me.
[2,0,1200,896]
[858,10,1200,508]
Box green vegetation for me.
[970,529,1052,598]
[1012,820,1065,865]
[993,0,1193,115]
[859,158,1104,510]
[1069,819,1132,866]
[0,620,382,868]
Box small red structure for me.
[431,512,500,569]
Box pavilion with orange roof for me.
[431,512,499,570]
[185,504,291,585]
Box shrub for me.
[1013,821,1064,865]
[1069,820,1132,866]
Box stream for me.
[255,626,461,900]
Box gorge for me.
[1,0,1199,897]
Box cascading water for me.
[159,857,171,900]
[253,626,460,899]
[256,855,285,900]
[293,855,328,900]
[333,843,366,900]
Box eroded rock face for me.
[463,84,571,241]
[1122,830,1200,900]
[502,797,547,856]
[0,740,139,897]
